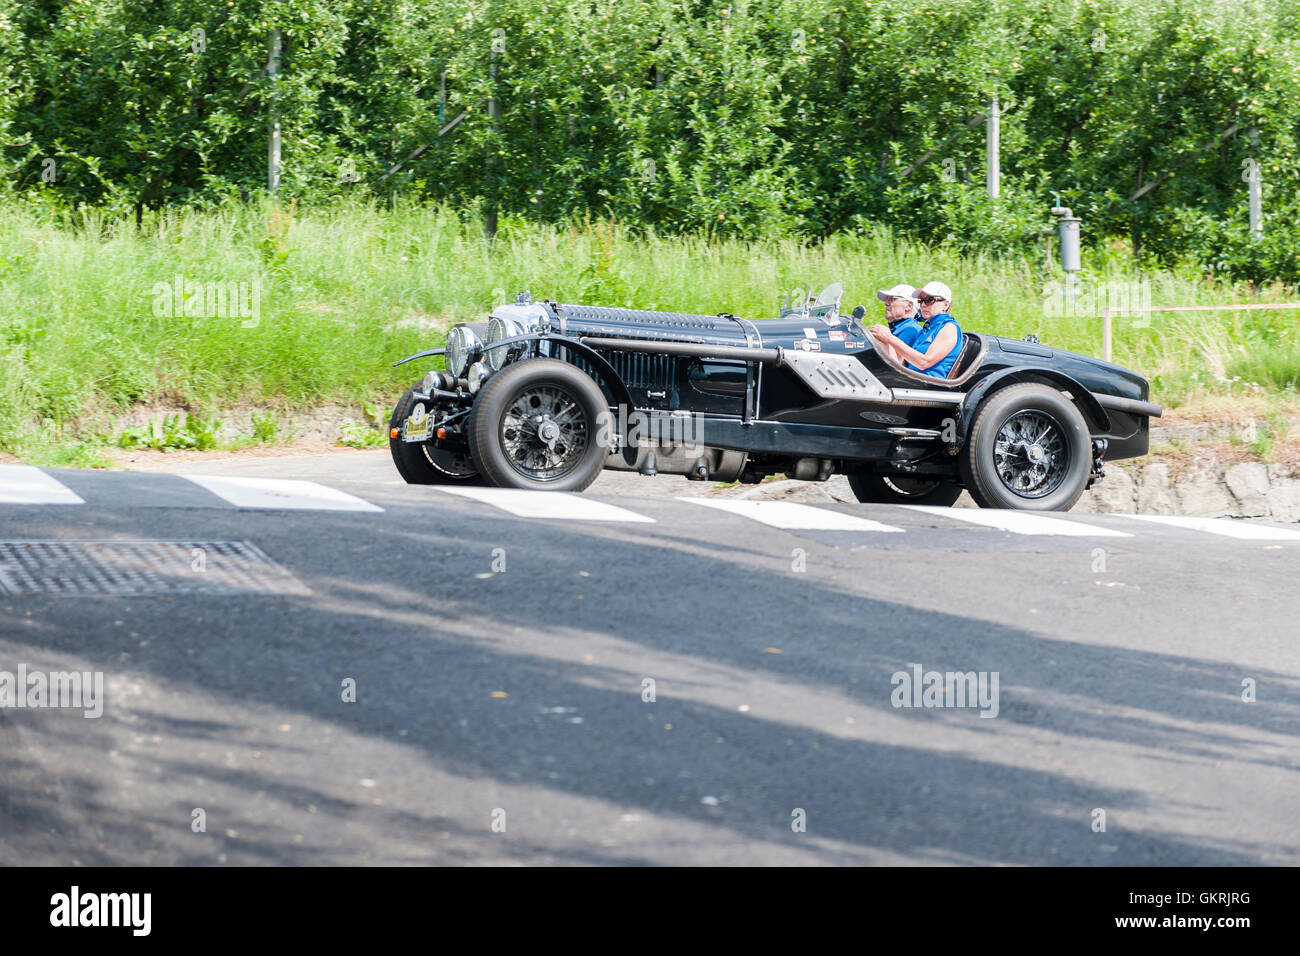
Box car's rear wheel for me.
[389,386,481,485]
[961,383,1091,511]
[467,358,611,491]
[847,473,963,506]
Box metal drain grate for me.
[0,540,309,596]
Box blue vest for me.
[889,313,923,347]
[908,314,964,378]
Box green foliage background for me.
[1,0,1298,280]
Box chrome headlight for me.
[466,361,491,394]
[485,315,527,371]
[445,325,483,378]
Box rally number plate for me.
[402,403,434,443]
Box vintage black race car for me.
[388,284,1162,511]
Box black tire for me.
[388,386,481,485]
[960,382,1091,511]
[467,358,611,491]
[847,473,963,507]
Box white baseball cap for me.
[876,283,918,303]
[918,281,953,303]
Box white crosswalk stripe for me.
[0,465,85,505]
[438,487,655,522]
[680,498,905,532]
[901,505,1132,536]
[6,466,1300,543]
[1111,514,1300,541]
[181,475,383,512]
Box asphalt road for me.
[1,457,1298,865]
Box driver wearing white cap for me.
[875,283,922,345]
[867,280,964,379]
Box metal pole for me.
[1249,174,1262,238]
[986,94,1000,199]
[267,30,281,191]
[485,53,500,238]
[1248,128,1262,239]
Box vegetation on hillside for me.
[2,1,1298,281]
[1,201,1296,462]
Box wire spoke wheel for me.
[468,358,609,492]
[992,408,1069,499]
[500,384,590,481]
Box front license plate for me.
[402,404,433,442]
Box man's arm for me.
[867,325,957,370]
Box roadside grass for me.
[2,198,1297,462]
[113,411,223,451]
[1228,347,1300,392]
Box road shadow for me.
[0,506,1296,865]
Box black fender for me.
[398,332,639,463]
[392,319,490,367]
[394,333,635,414]
[556,340,637,416]
[954,367,1110,445]
[392,347,446,367]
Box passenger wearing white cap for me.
[874,283,922,346]
[867,280,965,378]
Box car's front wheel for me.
[389,386,481,485]
[467,358,611,491]
[961,383,1091,511]
[847,473,963,507]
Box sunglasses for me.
[916,296,948,304]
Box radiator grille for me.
[602,351,675,390]
[557,346,675,394]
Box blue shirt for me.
[889,312,923,347]
[907,313,964,378]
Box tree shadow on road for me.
[1,508,1296,865]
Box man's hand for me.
[867,324,891,340]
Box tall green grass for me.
[1,199,1296,456]
[1229,348,1300,392]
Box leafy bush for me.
[337,420,386,448]
[115,412,222,451]
[250,411,283,444]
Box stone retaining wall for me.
[1073,461,1300,521]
